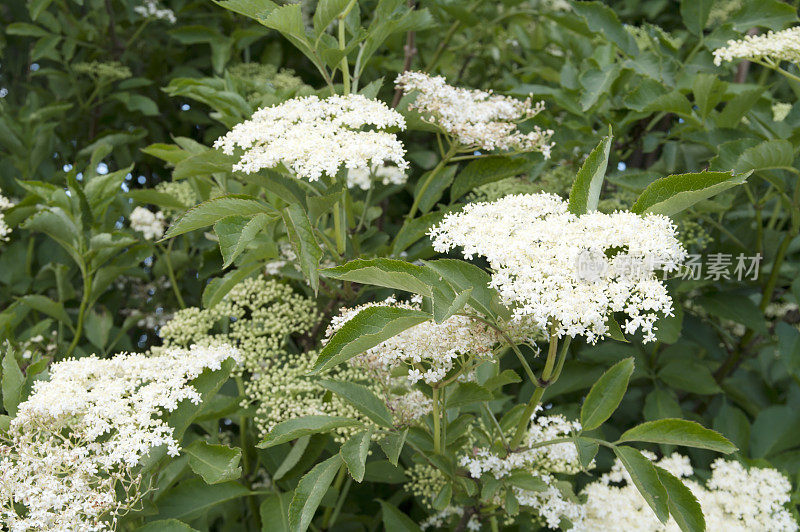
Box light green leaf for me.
[655,466,705,532]
[568,132,612,214]
[313,0,349,36]
[18,295,71,326]
[137,519,199,532]
[579,64,620,111]
[340,429,372,482]
[214,213,270,268]
[312,306,431,373]
[414,165,457,214]
[573,1,639,56]
[729,0,798,31]
[186,441,243,484]
[319,379,394,427]
[734,140,795,173]
[379,499,423,532]
[423,259,504,320]
[618,419,736,453]
[614,446,669,523]
[258,416,361,448]
[274,436,311,482]
[447,382,493,409]
[321,258,441,297]
[202,263,261,309]
[692,73,726,119]
[172,150,238,179]
[164,195,271,239]
[580,357,634,431]
[450,156,533,202]
[432,287,472,324]
[281,204,322,294]
[631,171,749,216]
[2,348,24,416]
[680,0,713,35]
[506,471,548,492]
[432,483,452,510]
[260,492,292,532]
[658,360,721,395]
[289,454,343,532]
[574,437,599,469]
[157,479,250,520]
[378,428,408,466]
[484,370,521,391]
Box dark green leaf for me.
[281,204,322,293]
[2,348,24,416]
[312,306,431,373]
[655,467,705,532]
[568,133,612,214]
[214,213,270,268]
[185,441,243,484]
[319,379,394,427]
[580,357,634,431]
[260,492,292,532]
[450,157,533,202]
[631,171,749,216]
[340,429,372,482]
[288,454,343,532]
[447,382,493,409]
[614,446,669,523]
[618,419,736,453]
[321,258,441,297]
[379,499,423,532]
[258,416,361,448]
[164,195,271,239]
[378,428,408,466]
[157,479,250,520]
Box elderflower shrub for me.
[345,163,408,190]
[576,453,798,532]
[213,94,408,181]
[429,193,687,342]
[0,345,238,531]
[395,71,554,156]
[0,189,14,241]
[129,206,166,240]
[713,26,800,66]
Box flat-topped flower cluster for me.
[0,345,238,531]
[713,26,800,66]
[214,94,408,181]
[577,453,798,531]
[429,193,686,342]
[395,71,554,156]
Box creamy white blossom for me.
[0,345,238,531]
[134,0,177,23]
[577,453,798,532]
[346,163,408,190]
[0,189,13,242]
[129,206,166,240]
[395,71,554,156]
[214,94,408,181]
[429,193,686,342]
[713,26,800,66]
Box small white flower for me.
[129,206,166,240]
[214,94,408,181]
[133,0,176,23]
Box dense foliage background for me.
[2,0,800,530]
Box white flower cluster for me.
[129,206,166,240]
[395,71,554,156]
[214,94,408,181]
[577,453,798,532]
[429,193,686,342]
[133,0,177,23]
[0,345,238,531]
[346,163,407,190]
[460,408,585,529]
[713,26,800,66]
[326,296,502,385]
[0,189,14,242]
[773,101,793,122]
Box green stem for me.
[161,241,185,308]
[236,377,261,530]
[321,465,348,528]
[66,269,92,357]
[425,20,461,72]
[338,14,350,94]
[405,144,458,222]
[432,387,442,453]
[328,477,352,528]
[510,328,559,449]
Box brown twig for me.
[391,0,417,108]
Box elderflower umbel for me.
[129,206,166,240]
[345,163,408,190]
[0,345,238,531]
[576,453,798,532]
[713,26,800,66]
[459,407,586,529]
[133,0,177,23]
[214,94,408,181]
[429,193,686,342]
[395,71,554,156]
[0,189,14,241]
